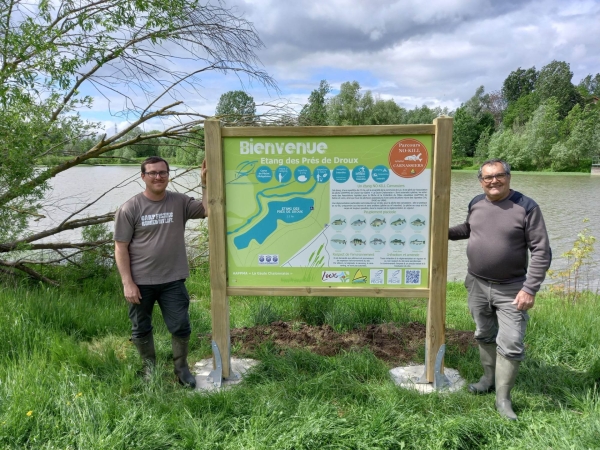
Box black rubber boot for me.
[495,353,520,420]
[468,343,496,394]
[131,333,156,380]
[172,335,196,388]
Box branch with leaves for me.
[0,0,278,284]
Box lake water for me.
[34,166,600,289]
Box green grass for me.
[0,271,599,449]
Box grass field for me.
[0,268,598,449]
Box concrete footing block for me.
[193,357,259,391]
[390,365,465,394]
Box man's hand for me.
[512,290,535,311]
[201,159,207,186]
[123,281,142,304]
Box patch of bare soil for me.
[204,321,475,366]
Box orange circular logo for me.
[388,139,428,178]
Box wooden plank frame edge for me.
[222,124,435,137]
[205,119,231,378]
[426,116,453,382]
[227,287,430,298]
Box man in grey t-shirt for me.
[449,158,551,420]
[114,156,208,388]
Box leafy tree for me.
[452,107,479,158]
[452,106,494,158]
[298,80,331,126]
[502,92,540,129]
[551,103,600,170]
[327,81,363,125]
[480,90,506,128]
[463,86,487,118]
[370,98,405,125]
[404,105,449,124]
[322,80,449,126]
[535,60,583,118]
[520,98,561,169]
[452,86,496,158]
[474,128,493,163]
[487,128,529,170]
[0,0,275,284]
[215,90,257,125]
[113,127,161,158]
[502,67,538,104]
[577,74,600,98]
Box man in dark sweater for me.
[449,159,551,420]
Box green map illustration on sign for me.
[224,135,432,288]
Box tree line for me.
[215,60,600,172]
[65,60,600,172]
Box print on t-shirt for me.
[141,212,174,226]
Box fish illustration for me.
[351,219,366,227]
[391,239,405,246]
[411,218,426,226]
[411,239,426,245]
[351,238,366,246]
[331,239,346,245]
[404,153,422,162]
[370,238,386,245]
[234,160,258,179]
[391,218,406,226]
[332,219,346,226]
[370,218,386,227]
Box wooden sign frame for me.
[205,118,453,381]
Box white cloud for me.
[73,0,600,124]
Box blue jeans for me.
[129,279,191,339]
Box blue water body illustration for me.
[233,197,314,249]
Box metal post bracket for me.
[208,340,223,388]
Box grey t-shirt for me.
[114,191,206,285]
[448,190,551,294]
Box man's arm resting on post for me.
[448,223,470,240]
[115,240,141,304]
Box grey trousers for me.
[464,273,529,361]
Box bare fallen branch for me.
[0,213,115,252]
[0,260,60,286]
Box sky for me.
[85,0,600,133]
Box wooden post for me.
[426,116,453,382]
[205,119,230,378]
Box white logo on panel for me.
[370,269,384,285]
[387,269,402,285]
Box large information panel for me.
[224,134,432,289]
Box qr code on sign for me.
[405,270,421,285]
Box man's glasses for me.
[479,173,508,183]
[144,171,169,178]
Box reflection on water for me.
[32,167,599,289]
[449,171,600,289]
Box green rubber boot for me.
[495,353,520,420]
[172,335,197,389]
[468,343,497,394]
[132,333,156,380]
